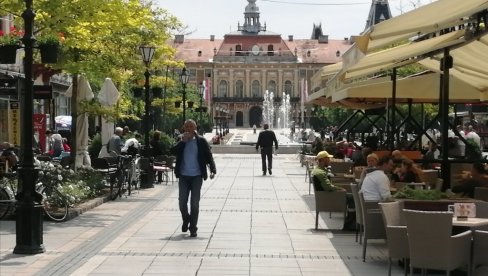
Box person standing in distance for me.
[255,123,278,176]
[172,119,216,237]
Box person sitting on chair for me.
[452,163,488,198]
[312,151,344,191]
[360,155,394,201]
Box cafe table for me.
[452,217,488,228]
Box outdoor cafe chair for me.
[350,184,364,244]
[403,209,472,276]
[153,155,170,184]
[473,230,488,274]
[379,201,409,276]
[312,175,347,230]
[358,191,386,262]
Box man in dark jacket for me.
[172,119,217,237]
[256,123,278,176]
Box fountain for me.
[262,90,274,129]
[260,91,297,144]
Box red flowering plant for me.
[0,27,23,46]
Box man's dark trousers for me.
[261,146,273,173]
[178,175,203,233]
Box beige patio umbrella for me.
[97,78,119,157]
[65,75,94,167]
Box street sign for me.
[0,79,18,97]
[33,85,53,99]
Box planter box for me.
[152,87,163,98]
[0,45,19,64]
[39,44,59,63]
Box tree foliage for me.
[0,0,182,118]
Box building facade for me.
[173,0,353,128]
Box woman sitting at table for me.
[392,158,424,183]
[452,163,488,198]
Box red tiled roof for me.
[172,36,353,64]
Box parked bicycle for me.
[36,168,69,222]
[0,172,17,219]
[111,154,138,200]
[0,170,69,222]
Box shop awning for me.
[331,73,481,104]
[357,0,488,53]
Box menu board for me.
[454,203,476,218]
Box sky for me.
[155,0,433,40]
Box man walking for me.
[256,123,278,176]
[172,119,217,237]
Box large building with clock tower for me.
[172,0,389,128]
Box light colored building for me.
[173,0,353,128]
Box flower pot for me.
[0,45,19,64]
[39,44,59,63]
[152,87,163,98]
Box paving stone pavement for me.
[0,154,418,275]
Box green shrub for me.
[88,134,102,160]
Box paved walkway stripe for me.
[34,185,176,276]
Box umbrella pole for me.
[70,74,78,170]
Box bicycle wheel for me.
[0,188,12,219]
[112,170,124,199]
[40,186,68,222]
[109,175,120,200]
[127,168,133,196]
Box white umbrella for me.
[65,75,94,167]
[97,78,120,157]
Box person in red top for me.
[62,138,71,152]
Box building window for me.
[236,45,242,56]
[235,80,244,97]
[267,80,276,93]
[219,80,228,97]
[252,80,260,97]
[284,80,293,96]
[267,45,274,56]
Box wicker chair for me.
[403,209,472,275]
[350,184,364,244]
[312,175,347,230]
[379,201,409,276]
[473,230,488,274]
[358,191,386,262]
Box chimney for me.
[288,35,294,41]
[318,35,328,44]
[210,35,215,41]
[175,34,185,44]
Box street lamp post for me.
[14,0,45,254]
[198,84,205,133]
[139,46,155,189]
[179,67,190,121]
[139,46,155,149]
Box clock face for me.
[252,45,260,55]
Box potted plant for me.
[0,29,22,64]
[37,33,63,63]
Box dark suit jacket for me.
[256,130,278,150]
[171,133,217,180]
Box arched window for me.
[236,45,242,56]
[235,80,244,97]
[252,80,260,97]
[267,44,274,56]
[267,80,276,93]
[284,80,293,96]
[219,80,228,97]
